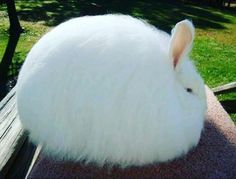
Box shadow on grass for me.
[15,0,235,32]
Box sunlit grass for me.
[0,15,50,76]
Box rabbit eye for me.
[186,88,193,93]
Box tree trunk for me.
[228,0,231,7]
[0,0,23,82]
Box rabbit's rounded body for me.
[16,15,206,167]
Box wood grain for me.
[212,82,236,95]
[0,87,27,178]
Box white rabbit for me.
[16,15,206,167]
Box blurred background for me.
[0,0,235,121]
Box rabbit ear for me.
[169,20,195,68]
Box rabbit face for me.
[176,58,206,105]
[169,20,206,113]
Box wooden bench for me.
[0,88,38,178]
[212,82,236,113]
[0,85,235,178]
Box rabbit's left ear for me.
[169,20,195,68]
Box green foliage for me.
[192,38,236,88]
[0,15,50,77]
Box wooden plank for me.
[0,90,16,124]
[0,88,28,178]
[0,103,17,139]
[5,136,37,179]
[212,82,236,95]
[0,87,15,112]
[25,145,42,179]
[0,120,27,178]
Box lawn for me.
[0,0,235,121]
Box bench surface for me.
[0,88,36,178]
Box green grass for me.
[0,0,235,122]
[0,10,50,76]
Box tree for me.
[0,0,23,82]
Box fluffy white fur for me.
[16,15,206,167]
